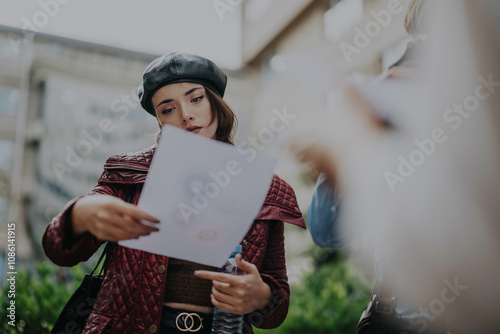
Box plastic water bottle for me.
[211,245,244,334]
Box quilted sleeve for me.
[255,175,306,229]
[42,180,124,267]
[248,220,290,329]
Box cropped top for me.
[163,258,217,307]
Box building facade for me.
[0,0,410,277]
[0,26,251,276]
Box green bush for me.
[1,248,370,333]
[255,250,371,334]
[0,261,86,334]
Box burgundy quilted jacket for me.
[43,147,305,334]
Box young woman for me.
[43,52,305,334]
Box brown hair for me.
[156,85,237,145]
[205,86,237,145]
[404,0,431,38]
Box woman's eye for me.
[161,107,175,115]
[192,95,204,103]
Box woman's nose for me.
[180,107,195,123]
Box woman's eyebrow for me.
[156,87,203,108]
[156,99,173,108]
[184,87,202,96]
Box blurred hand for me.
[291,136,338,185]
[194,254,271,314]
[71,195,160,241]
[386,65,421,80]
[290,84,391,185]
[343,84,393,131]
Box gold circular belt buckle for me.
[175,312,203,332]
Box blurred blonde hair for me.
[404,0,432,40]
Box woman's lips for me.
[187,126,202,134]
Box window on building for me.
[0,197,7,222]
[37,82,46,118]
[0,86,20,115]
[0,140,14,170]
[324,0,364,42]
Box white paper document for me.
[119,125,277,267]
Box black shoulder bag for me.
[50,242,115,334]
[50,189,136,334]
[356,279,448,334]
[355,279,398,334]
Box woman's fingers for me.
[72,195,161,241]
[120,214,159,234]
[211,284,249,314]
[88,220,139,241]
[212,280,231,291]
[118,202,160,223]
[195,271,239,285]
[210,286,246,314]
[99,213,159,240]
[108,200,160,236]
[94,216,155,241]
[211,285,233,301]
[210,294,236,314]
[88,215,138,240]
[235,254,258,275]
[197,268,270,313]
[95,229,139,242]
[195,271,253,290]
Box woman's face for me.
[152,82,218,139]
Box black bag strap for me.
[90,242,115,276]
[370,278,396,317]
[89,185,138,276]
[372,278,392,300]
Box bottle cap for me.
[230,244,242,258]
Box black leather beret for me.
[138,52,227,117]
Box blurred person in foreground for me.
[293,1,451,333]
[43,52,305,334]
[294,0,500,332]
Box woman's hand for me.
[71,195,160,241]
[194,254,271,314]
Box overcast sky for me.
[0,0,242,69]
